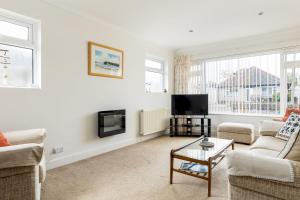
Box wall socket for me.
[52,147,64,154]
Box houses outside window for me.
[0,9,41,88]
[145,57,167,93]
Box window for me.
[284,51,300,107]
[189,53,281,115]
[0,9,40,88]
[145,57,166,93]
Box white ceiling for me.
[45,0,300,49]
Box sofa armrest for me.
[0,143,43,170]
[292,161,300,187]
[227,150,294,182]
[0,166,34,179]
[228,161,300,200]
[3,129,46,145]
[259,120,284,136]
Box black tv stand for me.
[169,116,211,137]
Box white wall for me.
[0,0,174,169]
[176,27,300,134]
[176,27,300,60]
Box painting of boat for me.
[88,41,124,79]
[94,50,120,71]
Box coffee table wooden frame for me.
[170,137,234,197]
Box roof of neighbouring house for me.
[216,66,280,88]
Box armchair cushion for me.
[0,132,10,147]
[0,143,43,169]
[3,129,46,145]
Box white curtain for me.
[174,55,191,94]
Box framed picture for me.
[88,41,124,79]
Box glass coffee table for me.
[170,137,234,197]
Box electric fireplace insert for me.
[98,109,126,138]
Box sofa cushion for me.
[217,122,254,134]
[259,120,285,136]
[250,136,286,152]
[278,128,300,158]
[285,132,300,161]
[283,108,300,122]
[276,113,300,141]
[250,148,280,158]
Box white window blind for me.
[189,53,281,115]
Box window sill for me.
[146,92,168,94]
[209,112,282,118]
[146,89,168,94]
[0,85,41,89]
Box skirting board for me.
[47,138,136,170]
[137,131,166,143]
[47,132,164,170]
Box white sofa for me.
[227,120,300,200]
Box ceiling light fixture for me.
[189,30,194,33]
[258,11,264,16]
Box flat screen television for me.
[171,94,208,116]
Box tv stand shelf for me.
[169,116,211,137]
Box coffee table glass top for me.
[174,137,233,161]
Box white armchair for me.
[0,129,46,200]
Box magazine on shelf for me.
[180,162,208,173]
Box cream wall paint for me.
[176,27,300,134]
[0,0,174,169]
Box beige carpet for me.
[42,136,247,200]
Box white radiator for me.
[140,108,168,135]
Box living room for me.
[0,0,300,200]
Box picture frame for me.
[88,41,124,79]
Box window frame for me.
[145,56,167,93]
[0,8,41,89]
